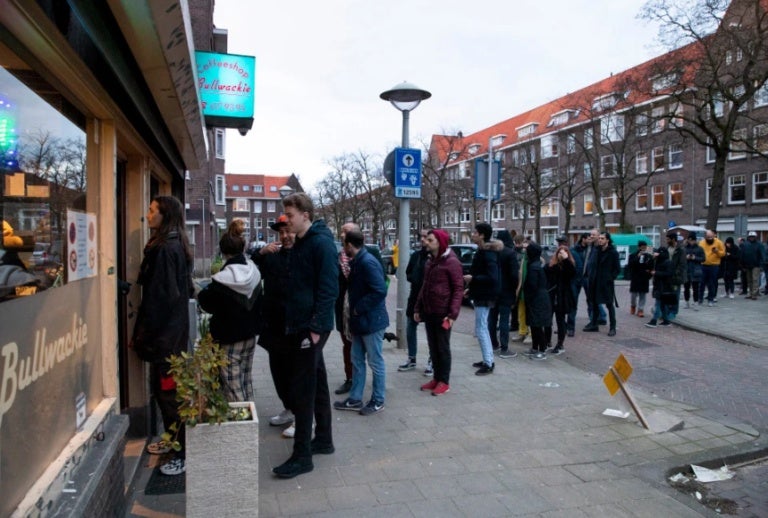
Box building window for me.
[233,198,249,211]
[266,217,275,229]
[652,185,664,209]
[215,175,225,205]
[584,163,592,182]
[668,144,683,169]
[652,146,665,172]
[668,183,683,208]
[601,155,618,177]
[728,175,746,204]
[460,207,471,223]
[566,133,576,154]
[254,185,263,193]
[601,190,620,212]
[584,127,593,149]
[706,178,713,206]
[232,184,240,191]
[753,172,768,202]
[254,200,262,212]
[540,198,558,217]
[254,217,263,229]
[636,186,648,211]
[540,135,558,158]
[243,185,250,191]
[270,185,277,192]
[541,168,554,188]
[636,113,649,137]
[728,128,747,160]
[600,114,625,143]
[706,140,717,163]
[267,201,276,212]
[636,150,648,175]
[215,128,225,159]
[492,203,505,220]
[584,193,594,215]
[754,124,768,154]
[651,106,666,133]
[754,82,768,108]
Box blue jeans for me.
[406,316,419,359]
[474,305,494,365]
[652,298,670,322]
[701,265,719,303]
[350,329,386,404]
[488,303,512,350]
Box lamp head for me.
[380,81,431,112]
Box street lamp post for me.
[380,81,431,348]
[199,198,207,276]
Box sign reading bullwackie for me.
[195,51,255,128]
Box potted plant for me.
[163,317,259,518]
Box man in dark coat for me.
[740,231,767,299]
[488,229,519,359]
[583,231,620,336]
[398,229,432,373]
[683,232,705,309]
[465,222,502,375]
[273,193,338,479]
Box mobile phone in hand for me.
[441,319,451,330]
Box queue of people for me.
[130,199,767,482]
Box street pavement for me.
[125,279,768,517]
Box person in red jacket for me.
[414,229,464,396]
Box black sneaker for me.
[499,349,517,359]
[333,398,363,411]
[359,400,384,416]
[310,440,335,455]
[397,357,416,372]
[550,345,564,356]
[567,329,575,337]
[598,319,608,325]
[522,348,537,356]
[582,325,599,332]
[273,456,313,479]
[475,362,494,375]
[658,320,672,327]
[334,379,352,395]
[645,319,658,328]
[472,360,485,368]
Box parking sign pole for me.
[395,111,411,349]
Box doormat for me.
[144,467,185,495]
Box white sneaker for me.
[729,293,735,299]
[159,458,185,476]
[523,335,532,344]
[281,424,295,438]
[269,409,294,426]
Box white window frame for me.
[601,190,620,213]
[540,198,559,217]
[754,124,768,154]
[566,133,576,154]
[706,139,717,163]
[753,172,768,203]
[583,193,594,215]
[215,174,225,205]
[584,128,593,149]
[254,200,262,212]
[600,113,625,143]
[636,186,648,211]
[584,163,592,182]
[233,198,249,212]
[754,82,768,108]
[728,128,747,160]
[215,128,225,159]
[540,135,558,159]
[601,155,617,178]
[254,185,263,193]
[651,106,666,133]
[668,183,683,208]
[668,144,683,169]
[651,185,664,210]
[636,150,648,175]
[267,201,277,212]
[492,203,505,220]
[636,113,649,137]
[728,174,746,204]
[652,146,665,172]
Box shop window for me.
[1,64,87,302]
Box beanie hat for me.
[687,231,697,240]
[430,229,450,257]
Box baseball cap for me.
[748,231,757,237]
[270,214,288,231]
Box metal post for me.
[395,110,411,349]
[486,137,493,222]
[200,198,206,276]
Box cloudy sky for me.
[214,0,664,189]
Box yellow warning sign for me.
[603,354,633,396]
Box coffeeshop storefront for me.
[0,2,206,515]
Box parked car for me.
[380,247,396,274]
[449,243,477,306]
[32,242,52,266]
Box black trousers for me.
[267,338,293,412]
[423,314,452,384]
[150,362,185,458]
[530,326,550,352]
[286,331,332,459]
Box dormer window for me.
[233,185,240,191]
[592,92,619,112]
[490,134,506,148]
[651,73,679,93]
[243,185,250,191]
[254,185,263,193]
[547,109,578,128]
[516,123,538,139]
[270,185,277,192]
[448,152,459,161]
[468,144,481,155]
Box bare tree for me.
[640,0,768,228]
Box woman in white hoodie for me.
[198,219,262,402]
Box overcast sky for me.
[213,0,664,190]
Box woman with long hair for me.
[131,195,194,476]
[545,243,576,355]
[198,219,262,402]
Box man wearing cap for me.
[698,230,725,307]
[683,232,705,309]
[252,214,297,438]
[740,231,766,299]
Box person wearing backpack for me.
[198,219,263,403]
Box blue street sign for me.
[474,158,501,200]
[394,147,422,198]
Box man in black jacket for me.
[583,231,620,336]
[488,230,519,359]
[398,229,432,374]
[272,193,338,479]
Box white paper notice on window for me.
[66,210,98,282]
